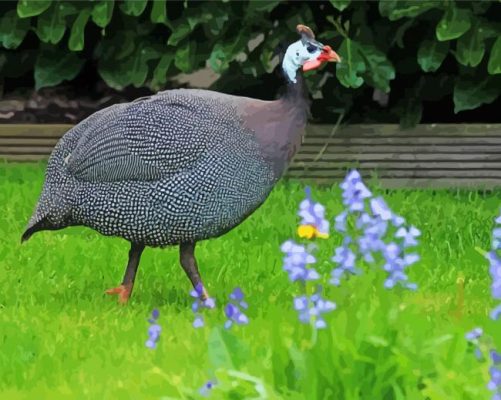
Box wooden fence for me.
[1,123,501,188]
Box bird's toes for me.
[105,284,132,304]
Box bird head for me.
[282,24,341,83]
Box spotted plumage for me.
[22,25,340,303]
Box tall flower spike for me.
[281,240,320,283]
[145,309,161,349]
[224,287,249,329]
[190,283,216,328]
[297,186,330,239]
[487,250,501,320]
[340,170,372,212]
[293,288,336,329]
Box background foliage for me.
[0,0,500,126]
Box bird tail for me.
[21,213,50,243]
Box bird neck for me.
[279,69,310,124]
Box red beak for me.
[302,45,341,72]
[318,45,341,63]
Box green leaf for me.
[151,53,174,88]
[35,45,84,90]
[130,46,160,87]
[174,40,197,73]
[330,0,351,12]
[455,25,485,67]
[91,1,114,28]
[208,327,249,370]
[205,5,229,36]
[150,0,166,23]
[0,10,30,49]
[208,328,235,369]
[35,2,79,45]
[378,0,438,21]
[35,3,65,44]
[335,39,366,89]
[69,9,91,51]
[246,0,280,14]
[17,0,52,18]
[394,19,414,48]
[209,31,248,73]
[417,39,449,72]
[120,0,147,17]
[453,75,501,113]
[167,24,191,47]
[168,10,212,46]
[98,42,160,90]
[359,44,395,92]
[436,7,471,41]
[488,37,501,75]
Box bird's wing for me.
[65,91,238,182]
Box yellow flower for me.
[297,224,329,239]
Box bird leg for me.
[105,242,145,304]
[180,242,209,300]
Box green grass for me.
[1,162,500,399]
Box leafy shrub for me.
[0,0,500,126]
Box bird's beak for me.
[319,45,341,63]
[302,45,341,72]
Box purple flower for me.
[145,309,161,349]
[229,287,248,309]
[293,289,336,329]
[396,226,421,247]
[370,197,392,221]
[488,366,501,391]
[281,240,320,283]
[486,250,501,320]
[493,228,501,251]
[491,350,501,365]
[491,304,501,321]
[199,380,216,397]
[330,242,358,286]
[190,284,215,329]
[465,327,483,341]
[357,218,387,262]
[391,214,406,227]
[340,170,372,212]
[335,211,348,233]
[298,186,330,238]
[224,288,249,329]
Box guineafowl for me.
[22,25,340,303]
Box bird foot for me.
[201,287,210,301]
[105,284,132,304]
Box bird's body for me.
[22,25,340,303]
[26,88,306,247]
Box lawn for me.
[0,162,500,399]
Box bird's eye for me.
[306,44,317,53]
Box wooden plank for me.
[306,124,501,137]
[286,169,501,178]
[0,154,49,162]
[0,138,59,146]
[288,177,501,189]
[0,146,54,154]
[0,123,499,139]
[293,153,501,162]
[290,161,501,169]
[297,144,501,154]
[0,124,72,138]
[303,137,501,145]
